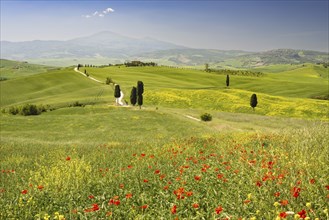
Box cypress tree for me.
[250,93,258,111]
[137,94,143,108]
[114,85,121,98]
[226,75,230,87]
[130,87,137,106]
[137,81,144,109]
[137,81,144,96]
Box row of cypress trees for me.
[113,81,144,109]
[130,81,144,109]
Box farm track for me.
[73,67,104,84]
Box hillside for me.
[1,63,327,120]
[0,59,55,80]
[216,49,329,68]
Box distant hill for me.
[0,31,185,61]
[1,31,328,67]
[134,49,252,66]
[215,49,329,68]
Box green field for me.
[0,61,328,219]
[0,59,57,80]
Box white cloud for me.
[83,7,114,18]
[106,8,114,13]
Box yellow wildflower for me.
[44,214,50,220]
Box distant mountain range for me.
[1,31,328,67]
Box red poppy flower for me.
[194,176,201,181]
[119,184,124,189]
[66,156,71,161]
[154,170,160,174]
[192,203,199,208]
[141,153,146,157]
[298,209,307,219]
[279,212,287,218]
[37,185,44,190]
[88,195,95,199]
[326,185,329,190]
[244,200,251,204]
[280,200,289,206]
[274,192,280,197]
[84,203,100,212]
[126,193,133,199]
[256,181,262,187]
[292,187,301,198]
[164,185,169,190]
[141,205,148,209]
[174,187,185,200]
[171,205,177,214]
[143,179,149,183]
[108,198,120,206]
[21,189,28,194]
[215,206,223,214]
[185,191,193,197]
[309,179,315,184]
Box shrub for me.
[200,113,212,121]
[7,104,47,116]
[69,101,85,107]
[20,104,41,116]
[9,106,19,115]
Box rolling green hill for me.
[81,64,328,99]
[1,63,328,119]
[0,59,55,80]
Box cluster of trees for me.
[316,62,329,68]
[204,64,263,77]
[124,61,157,67]
[113,81,144,109]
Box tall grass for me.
[1,123,328,219]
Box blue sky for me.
[1,0,328,52]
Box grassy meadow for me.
[0,61,328,219]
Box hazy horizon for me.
[1,0,328,52]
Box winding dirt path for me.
[74,67,104,84]
[184,115,201,122]
[74,67,126,106]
